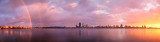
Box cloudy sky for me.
[0,0,160,27]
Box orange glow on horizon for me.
[146,24,160,28]
[129,24,160,28]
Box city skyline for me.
[1,0,160,42]
[0,22,150,28]
[75,22,149,28]
[1,0,160,28]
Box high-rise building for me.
[143,25,146,28]
[79,22,82,28]
[142,25,143,28]
[120,24,123,28]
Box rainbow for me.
[20,0,32,28]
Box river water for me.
[0,28,160,42]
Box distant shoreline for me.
[33,27,159,29]
[0,28,32,29]
[1,27,160,29]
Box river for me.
[0,28,160,42]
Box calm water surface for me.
[0,28,160,42]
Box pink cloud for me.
[68,2,77,8]
[1,0,160,27]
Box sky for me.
[0,0,160,27]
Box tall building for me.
[78,22,82,28]
[143,25,146,28]
[120,24,123,28]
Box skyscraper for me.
[79,22,82,28]
[120,24,123,28]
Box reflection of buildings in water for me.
[98,29,127,41]
[66,29,99,41]
[118,29,125,40]
[3,30,9,35]
[79,30,81,37]
[0,29,32,42]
